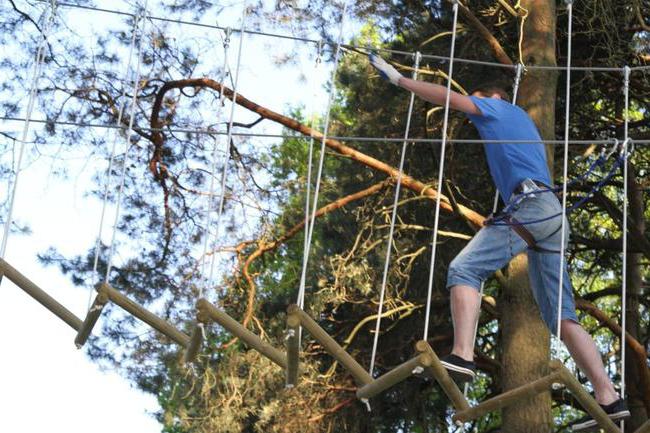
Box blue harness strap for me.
[485,141,631,251]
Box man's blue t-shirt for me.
[467,96,552,203]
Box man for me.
[368,54,629,430]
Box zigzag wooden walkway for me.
[2,258,647,432]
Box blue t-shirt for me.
[467,96,552,203]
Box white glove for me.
[369,54,402,86]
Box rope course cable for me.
[368,51,421,376]
[1,0,57,261]
[207,7,248,289]
[28,0,648,72]
[555,0,574,343]
[620,64,631,432]
[4,114,650,145]
[183,15,246,364]
[103,0,149,284]
[88,10,141,310]
[423,0,459,341]
[296,0,349,313]
[199,27,232,298]
[286,40,324,358]
[297,39,323,312]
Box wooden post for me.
[183,300,208,364]
[558,367,621,433]
[356,353,433,400]
[103,283,191,347]
[452,362,563,423]
[74,283,110,348]
[0,258,83,331]
[288,304,373,386]
[414,340,470,411]
[285,311,301,387]
[183,323,204,364]
[197,298,287,368]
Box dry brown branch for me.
[449,0,514,66]
[150,78,487,228]
[227,180,391,340]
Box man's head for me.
[469,82,510,100]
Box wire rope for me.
[296,1,349,312]
[555,0,573,342]
[198,27,233,299]
[207,8,249,287]
[1,1,58,260]
[423,0,459,341]
[88,11,141,309]
[103,0,149,283]
[3,115,647,145]
[368,52,422,375]
[620,65,631,432]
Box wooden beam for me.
[0,258,82,331]
[285,312,300,387]
[74,284,109,348]
[197,298,287,368]
[356,353,433,400]
[414,340,470,411]
[452,361,563,423]
[103,283,190,347]
[635,420,650,433]
[558,367,621,433]
[288,304,373,386]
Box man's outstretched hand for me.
[368,54,403,86]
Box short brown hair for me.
[469,82,510,100]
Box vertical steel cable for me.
[368,52,421,375]
[207,6,249,286]
[296,1,349,309]
[555,0,574,342]
[297,40,323,310]
[423,0,459,340]
[88,13,141,309]
[620,65,631,431]
[198,27,232,298]
[1,1,58,260]
[104,1,149,283]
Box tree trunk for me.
[625,165,648,431]
[500,1,558,432]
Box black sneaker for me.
[439,354,476,384]
[572,398,631,432]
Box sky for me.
[0,1,333,431]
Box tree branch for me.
[150,78,488,228]
[449,0,514,66]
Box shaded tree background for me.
[1,0,649,432]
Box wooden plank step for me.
[198,298,287,368]
[414,340,470,411]
[103,283,190,347]
[452,360,563,423]
[287,304,373,386]
[356,353,433,400]
[0,258,82,332]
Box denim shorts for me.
[446,179,578,334]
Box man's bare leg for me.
[560,319,619,405]
[450,284,482,361]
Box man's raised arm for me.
[368,54,480,116]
